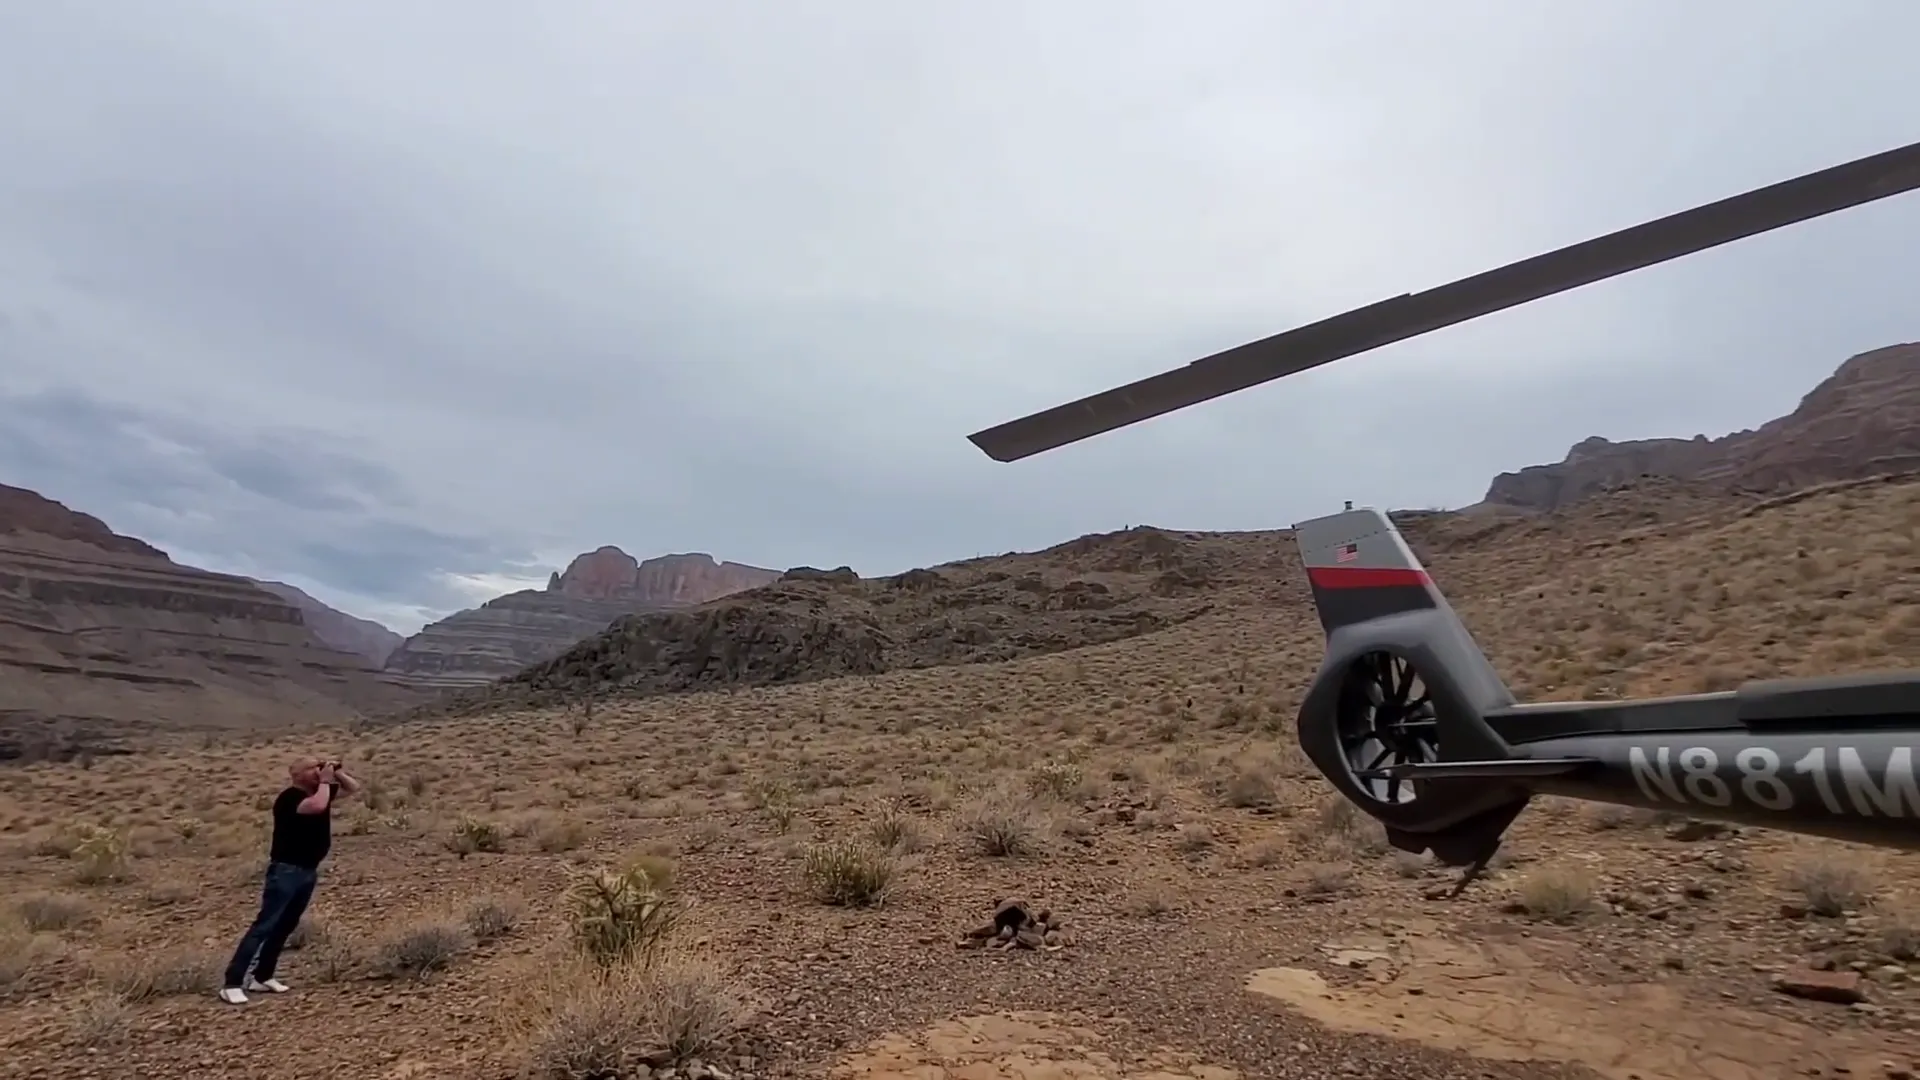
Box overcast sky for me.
[2,1,1915,634]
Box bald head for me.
[289,756,324,792]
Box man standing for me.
[218,756,360,1004]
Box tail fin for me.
[1292,505,1517,762]
[1292,507,1447,635]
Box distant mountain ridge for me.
[1480,343,1920,512]
[380,549,780,689]
[0,483,428,757]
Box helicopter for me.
[967,138,1920,888]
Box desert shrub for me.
[445,816,505,857]
[566,858,679,967]
[377,920,471,980]
[0,918,64,991]
[864,798,925,852]
[954,788,1048,857]
[98,947,222,1000]
[528,814,589,853]
[66,991,135,1047]
[1515,868,1595,922]
[1026,761,1088,802]
[1786,858,1874,917]
[517,953,750,1077]
[1218,759,1279,808]
[465,896,524,942]
[747,777,797,832]
[1307,797,1389,857]
[15,891,94,932]
[802,840,893,907]
[70,825,132,884]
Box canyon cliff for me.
[253,580,403,666]
[1481,343,1920,512]
[382,550,779,689]
[0,484,430,758]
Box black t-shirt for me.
[268,784,337,869]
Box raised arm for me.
[296,764,336,814]
[332,765,362,798]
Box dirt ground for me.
[3,477,1918,1079]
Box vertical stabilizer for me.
[1293,508,1446,635]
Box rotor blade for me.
[968,139,1920,462]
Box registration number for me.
[1628,745,1920,817]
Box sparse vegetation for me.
[1786,858,1875,917]
[377,920,471,980]
[2,471,1919,1075]
[1515,867,1596,923]
[802,839,894,906]
[565,858,680,967]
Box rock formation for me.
[1481,344,1920,512]
[0,484,430,757]
[252,580,403,666]
[382,549,780,689]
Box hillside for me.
[0,484,430,758]
[1482,342,1920,511]
[382,549,780,689]
[253,580,403,666]
[419,526,1296,714]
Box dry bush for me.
[514,952,751,1078]
[566,859,680,967]
[0,918,65,991]
[953,786,1050,857]
[1217,757,1279,808]
[802,840,894,906]
[445,816,506,857]
[1515,867,1595,923]
[1300,863,1353,897]
[1026,760,1091,802]
[66,991,135,1048]
[1786,859,1874,917]
[865,798,926,852]
[15,891,94,932]
[377,920,471,980]
[531,815,590,854]
[1879,910,1920,961]
[1305,797,1389,858]
[303,938,369,984]
[465,896,525,942]
[98,947,222,1000]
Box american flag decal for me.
[1335,543,1359,563]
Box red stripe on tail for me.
[1308,566,1432,590]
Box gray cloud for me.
[2,0,1916,633]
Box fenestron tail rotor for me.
[967,139,1920,463]
[1341,651,1440,805]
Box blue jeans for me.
[223,861,318,987]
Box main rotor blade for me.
[969,139,1920,463]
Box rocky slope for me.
[253,580,403,666]
[1481,343,1920,511]
[417,525,1298,715]
[382,549,779,689]
[0,484,429,758]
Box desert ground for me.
[3,475,1919,1080]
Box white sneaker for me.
[218,987,249,1005]
[244,977,289,994]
